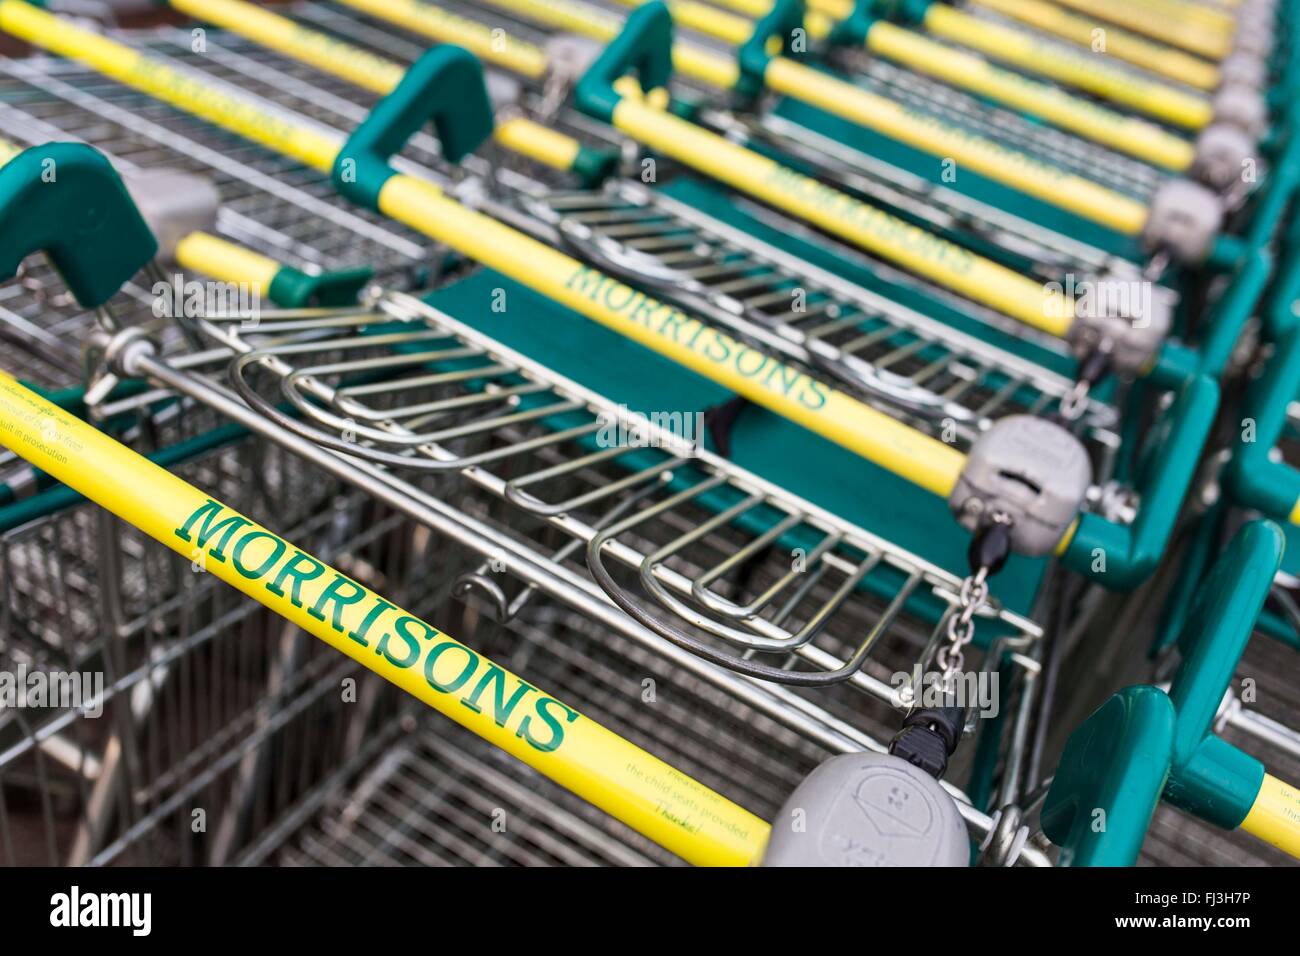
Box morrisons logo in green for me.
[174,499,578,753]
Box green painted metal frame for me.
[1044,520,1283,865]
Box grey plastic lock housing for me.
[761,753,969,867]
[1212,83,1268,138]
[1218,53,1268,90]
[949,415,1092,557]
[1231,25,1273,63]
[1192,123,1258,192]
[1141,178,1224,264]
[119,167,219,264]
[1066,276,1172,376]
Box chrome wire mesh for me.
[201,291,1041,695]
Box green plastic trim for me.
[267,264,372,308]
[571,144,621,187]
[574,2,674,124]
[1161,521,1281,828]
[861,0,932,26]
[1042,685,1176,866]
[829,0,933,44]
[1045,521,1283,864]
[0,142,157,309]
[1225,323,1300,519]
[1062,372,1218,589]
[334,46,493,211]
[1198,246,1272,377]
[736,0,807,100]
[827,0,877,45]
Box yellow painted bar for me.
[465,0,1151,232]
[0,0,970,496]
[0,0,342,173]
[964,0,1224,86]
[763,57,1150,233]
[495,115,581,168]
[0,371,769,866]
[477,0,621,39]
[169,0,582,173]
[610,92,1076,333]
[475,0,1149,227]
[173,0,406,89]
[375,173,969,496]
[0,136,20,163]
[864,22,1195,171]
[471,0,741,87]
[1240,774,1300,859]
[334,0,549,78]
[1047,0,1233,58]
[666,0,1197,168]
[1287,493,1300,526]
[1124,0,1235,34]
[608,0,753,44]
[173,232,280,296]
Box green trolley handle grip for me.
[735,0,806,99]
[0,142,157,309]
[1044,520,1285,864]
[334,45,495,210]
[574,1,674,124]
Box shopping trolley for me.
[0,110,453,864]
[0,138,1066,865]
[2,11,1289,868]
[4,3,1226,596]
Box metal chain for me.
[1057,378,1091,423]
[937,564,989,689]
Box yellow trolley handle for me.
[0,1,969,500]
[167,0,585,176]
[335,0,1080,334]
[621,0,1197,170]
[0,370,769,866]
[455,0,1153,234]
[860,22,1197,171]
[1241,774,1300,859]
[606,85,1078,334]
[172,232,281,296]
[964,0,1224,90]
[1044,0,1233,59]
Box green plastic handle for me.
[574,2,674,124]
[1062,370,1218,589]
[1226,324,1300,520]
[268,264,373,308]
[1043,520,1283,864]
[736,0,806,98]
[0,142,157,309]
[333,45,494,211]
[1040,685,1176,866]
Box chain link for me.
[937,565,989,689]
[1057,378,1091,423]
